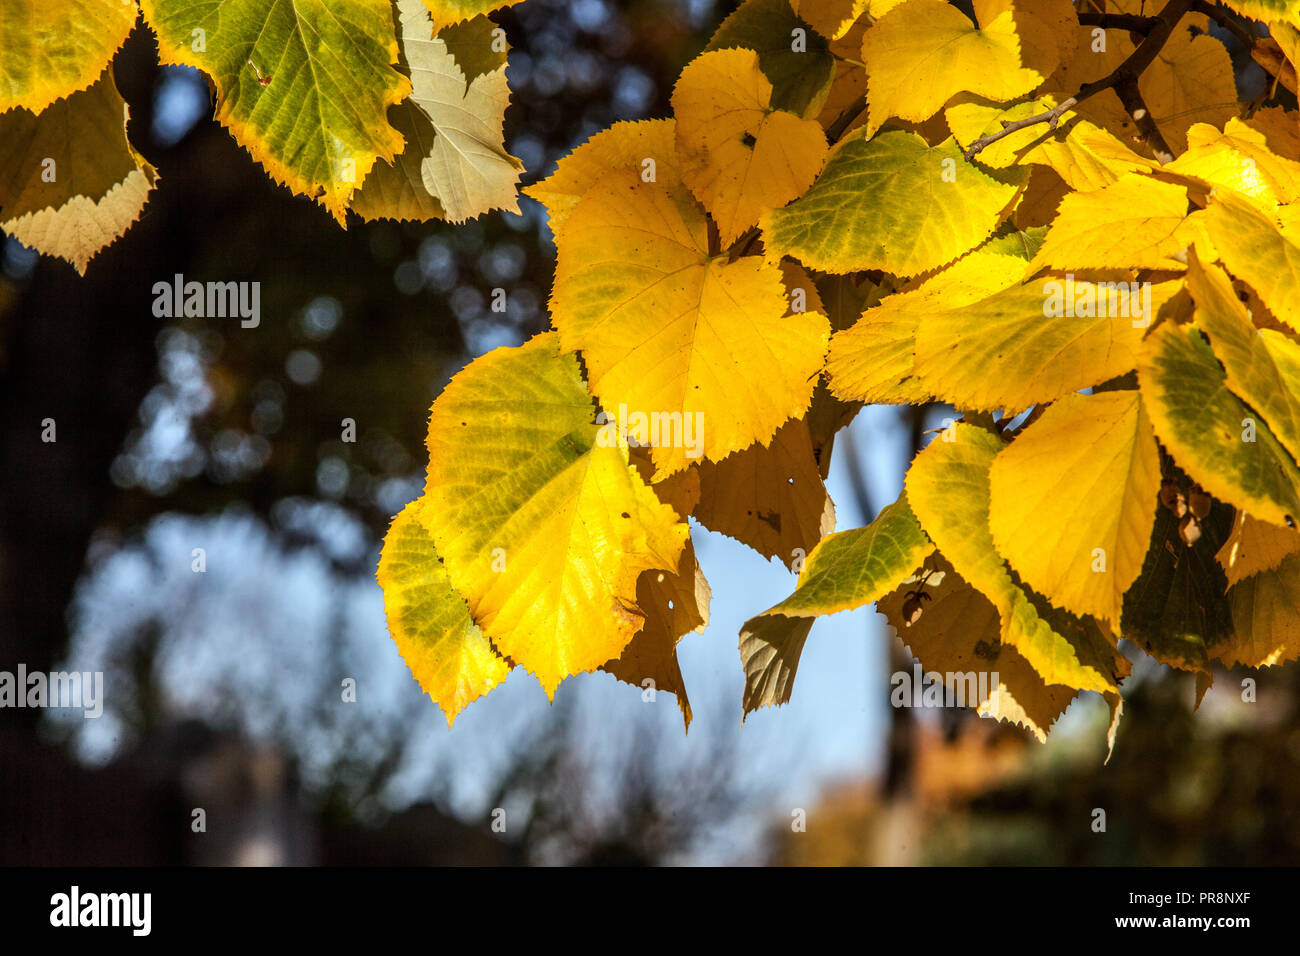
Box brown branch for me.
[1076,12,1156,33]
[1113,77,1175,163]
[825,92,866,143]
[964,0,1195,161]
[1191,0,1256,50]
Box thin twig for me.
[964,0,1195,161]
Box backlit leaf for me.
[416,332,689,698]
[912,276,1148,412]
[878,555,1078,741]
[860,0,1074,137]
[989,391,1161,628]
[351,3,522,223]
[1139,320,1300,528]
[0,0,138,114]
[905,424,1121,693]
[550,170,830,476]
[0,70,158,274]
[705,0,835,117]
[377,499,510,727]
[141,0,411,221]
[673,48,828,244]
[761,130,1019,277]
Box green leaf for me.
[760,130,1019,278]
[705,0,835,117]
[1138,320,1300,528]
[140,0,411,221]
[1189,253,1300,469]
[760,496,933,618]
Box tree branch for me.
[964,0,1195,161]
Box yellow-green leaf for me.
[912,276,1148,412]
[761,130,1019,278]
[0,0,138,114]
[1138,320,1300,528]
[989,391,1161,628]
[424,0,524,29]
[826,245,1030,404]
[761,496,933,618]
[417,332,689,698]
[1190,252,1300,468]
[705,0,836,117]
[0,70,158,274]
[905,423,1120,693]
[377,498,510,727]
[1201,190,1300,333]
[140,0,410,221]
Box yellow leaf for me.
[1217,512,1300,586]
[141,0,410,222]
[1026,117,1160,191]
[789,0,860,38]
[912,275,1148,412]
[1029,173,1192,273]
[1220,551,1300,667]
[905,423,1122,693]
[988,391,1161,628]
[550,170,830,476]
[351,5,522,223]
[694,418,836,569]
[1164,118,1300,211]
[860,0,1073,137]
[0,70,158,274]
[0,0,138,114]
[672,48,828,244]
[602,540,709,729]
[377,499,510,727]
[418,332,689,698]
[1137,27,1237,155]
[1201,190,1300,333]
[524,119,679,235]
[877,555,1078,741]
[826,245,1031,404]
[760,130,1020,278]
[424,0,524,30]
